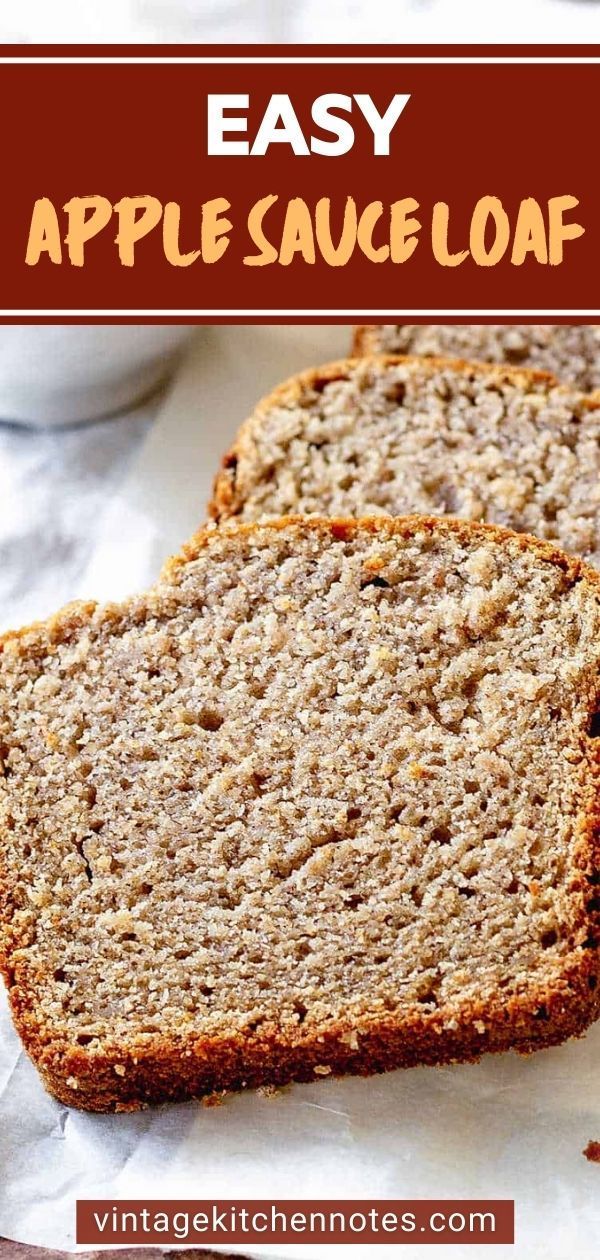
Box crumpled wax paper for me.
[1,326,599,1257]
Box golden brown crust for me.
[352,324,381,355]
[208,353,594,524]
[2,515,600,1113]
[177,511,594,574]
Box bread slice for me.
[210,356,600,570]
[1,515,600,1112]
[354,325,600,391]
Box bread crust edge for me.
[207,353,599,524]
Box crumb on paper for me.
[202,1090,227,1108]
[258,1084,281,1098]
[583,1140,600,1163]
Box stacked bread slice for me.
[2,328,600,1112]
[354,324,600,391]
[211,354,600,569]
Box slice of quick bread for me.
[1,516,600,1112]
[354,325,600,390]
[210,356,600,569]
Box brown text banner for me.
[76,1198,515,1245]
[0,47,598,319]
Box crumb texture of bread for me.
[210,357,600,571]
[354,324,600,391]
[1,517,600,1110]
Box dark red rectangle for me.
[76,1198,514,1245]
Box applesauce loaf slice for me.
[2,516,600,1113]
[354,324,600,390]
[210,356,600,569]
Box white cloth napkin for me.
[77,325,348,602]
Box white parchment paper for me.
[1,326,600,1257]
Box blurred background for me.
[0,0,598,43]
[0,325,195,633]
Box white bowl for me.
[0,325,194,426]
